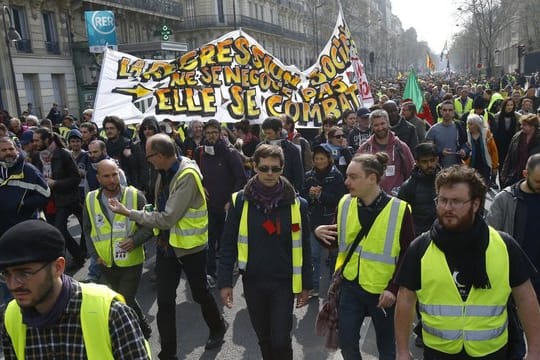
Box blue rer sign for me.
[85,11,118,53]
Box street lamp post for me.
[232,0,237,30]
[2,6,22,117]
[312,2,323,61]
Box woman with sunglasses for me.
[218,144,313,360]
[326,126,354,176]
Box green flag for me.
[403,69,423,113]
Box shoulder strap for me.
[341,226,368,269]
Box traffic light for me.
[160,25,172,41]
[518,45,526,58]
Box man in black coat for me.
[32,127,85,269]
[398,143,440,236]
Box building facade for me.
[0,0,77,118]
[1,0,404,120]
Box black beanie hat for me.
[0,220,65,269]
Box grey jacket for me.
[485,182,521,241]
[129,156,206,256]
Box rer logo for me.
[85,10,118,53]
[91,11,116,35]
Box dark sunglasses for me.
[142,126,156,131]
[257,166,283,173]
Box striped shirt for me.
[1,277,149,359]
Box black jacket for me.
[391,118,418,151]
[300,165,346,230]
[500,130,540,187]
[106,136,137,185]
[398,166,439,236]
[34,147,80,207]
[218,180,312,290]
[194,140,247,212]
[131,117,161,202]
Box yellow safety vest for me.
[58,126,71,139]
[417,227,510,356]
[454,98,473,118]
[4,283,151,359]
[167,166,208,249]
[487,92,504,115]
[86,186,144,267]
[232,192,304,294]
[335,195,407,294]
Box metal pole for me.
[232,0,237,30]
[2,6,21,117]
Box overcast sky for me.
[391,0,459,53]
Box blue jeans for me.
[207,209,225,278]
[310,232,336,291]
[338,280,395,360]
[87,255,102,281]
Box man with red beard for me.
[395,165,540,360]
[357,109,415,196]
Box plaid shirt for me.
[1,277,149,359]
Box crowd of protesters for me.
[1,69,540,359]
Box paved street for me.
[67,232,424,359]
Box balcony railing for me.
[83,0,182,17]
[45,41,61,54]
[15,39,32,53]
[176,14,309,42]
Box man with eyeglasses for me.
[193,119,246,288]
[395,165,540,360]
[425,100,469,168]
[0,220,151,359]
[218,144,312,359]
[132,116,161,204]
[108,133,228,358]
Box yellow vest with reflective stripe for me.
[417,227,510,356]
[58,126,71,139]
[335,195,407,294]
[454,97,473,118]
[4,283,151,359]
[85,186,144,267]
[232,192,304,294]
[168,166,208,249]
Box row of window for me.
[11,6,59,55]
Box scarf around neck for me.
[430,215,491,289]
[244,176,285,214]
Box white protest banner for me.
[93,10,371,128]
